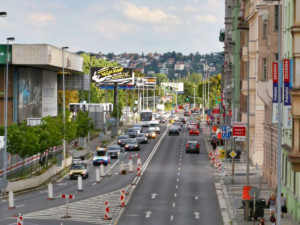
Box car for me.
[136,133,148,144]
[158,117,166,123]
[117,135,130,147]
[125,138,140,151]
[169,126,180,136]
[107,145,121,159]
[184,111,191,116]
[69,161,88,179]
[189,128,200,136]
[93,149,110,166]
[186,141,200,154]
[188,123,196,130]
[173,122,182,131]
[149,120,160,134]
[126,128,138,138]
[132,124,142,134]
[179,117,186,124]
[145,129,157,139]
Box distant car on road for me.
[126,128,137,138]
[145,129,157,139]
[117,135,129,147]
[93,149,110,166]
[189,128,200,136]
[186,141,200,154]
[125,138,140,151]
[188,122,196,130]
[132,124,142,133]
[69,162,89,180]
[136,133,148,144]
[107,145,121,159]
[168,126,180,136]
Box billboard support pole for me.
[125,88,128,125]
[176,92,178,109]
[154,88,156,112]
[147,85,148,110]
[132,89,134,123]
[143,84,145,110]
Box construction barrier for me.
[102,201,112,220]
[61,194,74,219]
[107,163,112,177]
[137,156,141,176]
[120,189,126,207]
[96,168,101,183]
[100,163,105,177]
[17,213,23,225]
[77,176,83,192]
[128,156,133,173]
[47,183,55,200]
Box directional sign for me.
[221,125,230,139]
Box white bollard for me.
[77,176,83,192]
[100,163,105,177]
[107,162,112,177]
[128,156,133,173]
[47,183,55,200]
[8,191,15,209]
[96,168,101,183]
[137,156,142,176]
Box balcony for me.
[241,78,256,95]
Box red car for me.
[189,128,199,136]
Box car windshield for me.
[127,139,137,144]
[71,164,85,170]
[149,123,159,127]
[133,124,141,128]
[137,134,145,137]
[119,135,129,139]
[127,128,135,132]
[95,151,106,156]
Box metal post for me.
[62,46,68,167]
[202,74,204,113]
[176,91,178,109]
[125,88,128,124]
[132,88,134,123]
[153,87,156,112]
[88,70,91,153]
[116,83,119,133]
[276,1,282,223]
[143,82,145,110]
[147,85,148,110]
[208,70,210,109]
[194,85,196,107]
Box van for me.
[148,120,160,134]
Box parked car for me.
[168,126,180,136]
[93,149,110,166]
[186,141,200,154]
[117,135,130,147]
[125,138,140,151]
[126,128,137,138]
[107,145,121,159]
[132,124,142,133]
[145,129,157,139]
[69,161,89,179]
[136,133,148,144]
[189,128,200,136]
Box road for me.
[0,125,167,225]
[118,121,223,225]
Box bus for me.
[140,110,153,127]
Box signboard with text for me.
[91,67,134,86]
[283,59,292,129]
[272,62,279,123]
[232,122,246,138]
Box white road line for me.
[172,202,176,208]
[177,172,180,176]
[16,204,25,208]
[178,167,181,171]
[170,215,174,221]
[175,185,178,189]
[174,193,177,198]
[92,183,96,185]
[179,162,181,166]
[177,178,179,182]
[195,196,199,200]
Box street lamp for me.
[62,46,68,167]
[4,37,15,181]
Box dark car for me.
[184,111,191,116]
[145,129,157,139]
[107,145,121,159]
[158,117,166,123]
[186,141,200,154]
[125,138,140,151]
[136,133,148,144]
[132,124,142,133]
[169,126,180,136]
[126,128,137,138]
[117,135,129,147]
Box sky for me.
[0,0,224,55]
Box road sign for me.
[249,187,261,199]
[234,137,246,142]
[221,126,230,139]
[232,122,246,137]
[229,151,237,158]
[0,178,8,189]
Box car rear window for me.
[137,134,145,137]
[127,128,135,132]
[188,142,197,147]
[95,151,106,156]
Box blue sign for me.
[221,125,230,139]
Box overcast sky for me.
[0,0,224,55]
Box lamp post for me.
[62,46,68,167]
[3,37,14,181]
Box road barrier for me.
[107,162,112,177]
[47,183,55,200]
[17,213,23,225]
[61,194,74,218]
[8,191,15,209]
[96,168,101,183]
[102,201,112,220]
[100,163,105,177]
[128,156,133,173]
[120,189,126,207]
[77,176,83,192]
[137,156,141,176]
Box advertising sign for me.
[232,122,246,138]
[272,62,279,124]
[135,77,156,89]
[161,82,184,93]
[283,59,292,129]
[160,95,173,103]
[91,67,133,86]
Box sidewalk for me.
[204,135,299,225]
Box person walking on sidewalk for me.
[281,193,287,218]
[267,193,276,216]
[258,217,264,225]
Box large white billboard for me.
[161,82,184,92]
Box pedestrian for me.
[267,193,276,216]
[281,193,287,217]
[270,215,276,225]
[258,217,264,225]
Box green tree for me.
[75,111,94,138]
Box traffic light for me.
[186,96,189,101]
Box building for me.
[174,61,185,70]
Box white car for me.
[148,120,160,134]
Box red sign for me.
[217,132,222,140]
[61,194,75,199]
[212,126,217,132]
[242,186,252,200]
[212,108,220,114]
[272,62,278,83]
[283,59,290,82]
[232,122,246,137]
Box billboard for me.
[135,77,156,89]
[272,62,279,124]
[160,95,173,103]
[91,67,133,86]
[42,70,57,117]
[283,59,292,129]
[18,67,43,123]
[161,82,184,93]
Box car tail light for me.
[186,144,189,148]
[197,143,200,148]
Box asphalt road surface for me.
[118,122,223,225]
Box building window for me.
[263,22,267,39]
[274,5,279,31]
[262,58,267,81]
[275,53,279,61]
